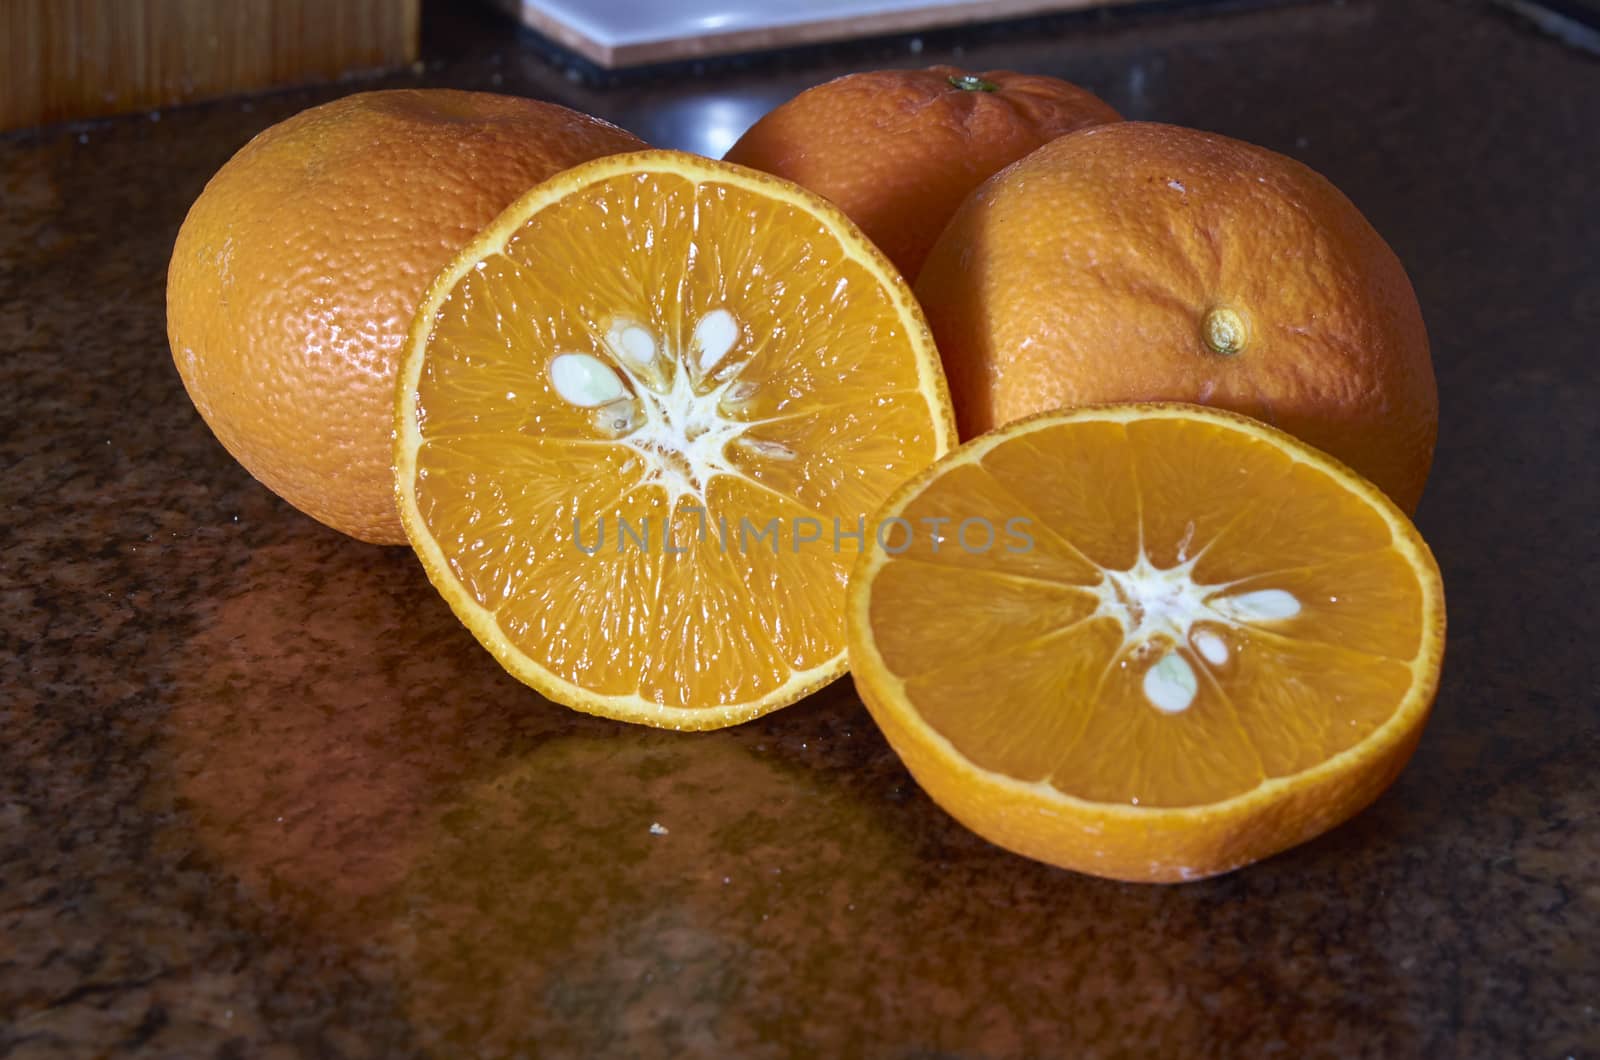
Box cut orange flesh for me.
[395,150,954,729]
[846,403,1445,881]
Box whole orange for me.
[167,89,645,544]
[723,67,1120,281]
[915,121,1437,513]
[915,120,1440,515]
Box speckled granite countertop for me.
[2,1,1597,1056]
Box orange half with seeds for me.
[395,150,955,729]
[846,403,1445,881]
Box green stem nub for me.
[948,74,998,93]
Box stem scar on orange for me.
[846,403,1445,882]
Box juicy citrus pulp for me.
[395,150,955,729]
[846,403,1445,881]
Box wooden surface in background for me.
[1,0,420,131]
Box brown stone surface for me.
[2,1,1597,1055]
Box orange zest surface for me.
[395,150,955,729]
[846,403,1445,881]
[168,90,645,544]
[725,67,1120,281]
[915,122,1437,513]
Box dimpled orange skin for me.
[914,121,1438,513]
[167,90,646,544]
[724,67,1121,282]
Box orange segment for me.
[974,422,1143,571]
[730,393,946,523]
[395,150,954,729]
[847,403,1445,881]
[867,561,1102,681]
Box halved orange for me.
[846,403,1445,881]
[395,150,955,729]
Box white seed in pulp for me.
[1087,550,1307,715]
[1192,629,1229,665]
[1143,651,1198,713]
[550,353,626,407]
[609,322,658,369]
[1213,588,1302,622]
[740,438,795,460]
[593,397,639,437]
[692,307,739,375]
[557,309,769,508]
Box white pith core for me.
[1090,538,1302,714]
[548,308,790,511]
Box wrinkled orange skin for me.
[915,122,1438,513]
[167,90,645,543]
[724,67,1120,282]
